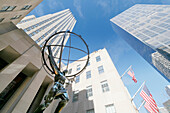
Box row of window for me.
[34,13,72,43]
[24,11,69,32]
[39,17,74,49]
[73,80,110,102]
[0,15,22,23]
[68,56,101,75]
[81,104,115,113]
[18,17,35,24]
[38,15,73,48]
[0,5,31,12]
[75,65,104,83]
[140,28,158,38]
[28,15,63,37]
[52,20,75,55]
[0,5,32,23]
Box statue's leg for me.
[34,103,46,113]
[34,86,57,113]
[54,93,69,113]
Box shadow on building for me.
[60,84,94,113]
[0,22,54,113]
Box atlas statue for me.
[34,31,89,113]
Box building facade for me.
[159,107,169,113]
[0,8,76,113]
[163,85,170,112]
[110,4,170,82]
[61,48,138,113]
[0,0,43,25]
[17,9,76,55]
[0,22,59,113]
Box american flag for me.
[127,67,137,83]
[140,84,159,113]
[144,102,155,113]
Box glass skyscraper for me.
[17,9,76,56]
[110,4,170,81]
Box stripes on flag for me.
[144,102,155,113]
[127,67,137,83]
[140,85,159,113]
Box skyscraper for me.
[61,48,137,113]
[110,4,170,82]
[17,9,76,56]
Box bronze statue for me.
[34,31,89,113]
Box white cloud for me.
[105,37,132,63]
[97,1,108,9]
[97,0,114,16]
[73,0,84,18]
[48,0,65,10]
[34,4,45,16]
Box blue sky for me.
[28,0,170,112]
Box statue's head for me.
[63,70,68,75]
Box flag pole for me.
[131,81,145,101]
[138,100,145,111]
[120,65,132,79]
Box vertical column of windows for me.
[11,15,22,20]
[72,90,79,102]
[21,5,32,10]
[105,104,116,113]
[0,6,16,12]
[25,10,70,32]
[98,65,104,74]
[86,109,94,113]
[75,75,80,83]
[96,56,101,62]
[38,13,73,48]
[101,80,109,93]
[86,71,91,79]
[86,86,93,98]
[47,15,74,54]
[77,64,81,71]
[36,13,72,43]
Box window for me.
[86,71,91,79]
[72,90,79,102]
[96,56,101,62]
[0,18,4,22]
[156,13,167,17]
[157,23,170,30]
[136,33,150,41]
[86,86,93,98]
[11,15,22,20]
[68,68,72,74]
[98,65,104,74]
[86,109,94,113]
[21,5,32,10]
[26,28,31,31]
[164,19,170,24]
[140,29,158,37]
[75,75,80,83]
[147,26,166,34]
[0,72,27,109]
[0,6,16,12]
[105,104,116,113]
[77,64,81,71]
[101,80,109,93]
